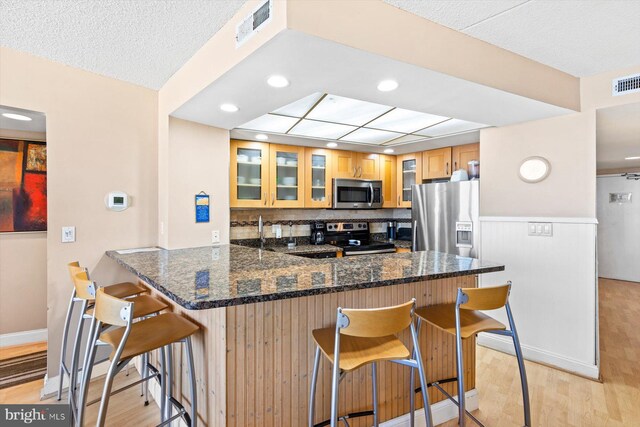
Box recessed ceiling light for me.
[267,75,289,88]
[220,103,239,113]
[2,113,32,121]
[383,148,394,154]
[255,134,268,141]
[625,156,640,160]
[326,142,338,148]
[377,80,399,92]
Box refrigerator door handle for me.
[412,220,417,252]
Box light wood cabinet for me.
[422,147,452,180]
[452,142,479,175]
[397,152,422,208]
[332,150,357,179]
[379,154,397,208]
[356,152,380,179]
[332,151,380,179]
[304,148,333,208]
[230,140,270,208]
[269,144,305,208]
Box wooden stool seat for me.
[100,313,199,360]
[312,327,410,372]
[86,295,167,319]
[103,282,147,299]
[415,303,506,339]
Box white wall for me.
[597,176,640,282]
[479,219,598,378]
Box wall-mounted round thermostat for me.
[105,191,129,211]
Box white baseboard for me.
[478,334,599,379]
[41,360,110,400]
[380,389,478,426]
[0,328,47,347]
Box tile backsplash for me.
[230,208,411,240]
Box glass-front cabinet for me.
[230,140,269,208]
[269,144,305,208]
[396,152,422,208]
[304,148,333,208]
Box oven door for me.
[333,179,382,209]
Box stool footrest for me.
[414,376,458,394]
[314,410,374,427]
[431,383,485,427]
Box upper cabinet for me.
[332,151,380,179]
[379,154,397,208]
[356,153,380,179]
[269,144,305,208]
[304,148,333,208]
[332,150,357,179]
[422,147,452,180]
[452,143,479,175]
[230,140,270,208]
[397,152,422,208]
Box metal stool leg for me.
[330,330,341,427]
[411,319,433,427]
[159,346,167,423]
[76,317,99,427]
[165,344,174,422]
[308,346,321,427]
[58,290,76,401]
[141,352,150,405]
[455,311,466,427]
[185,336,198,427]
[506,303,531,427]
[372,362,379,427]
[68,300,88,406]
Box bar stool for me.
[58,262,148,401]
[309,299,434,427]
[412,282,531,427]
[78,287,200,427]
[65,271,168,425]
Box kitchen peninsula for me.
[106,245,504,426]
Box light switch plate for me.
[62,226,75,243]
[212,230,220,244]
[528,222,552,237]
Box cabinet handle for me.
[263,192,267,206]
[454,161,457,170]
[271,192,275,206]
[398,195,401,205]
[446,162,449,175]
[358,167,363,178]
[353,167,357,177]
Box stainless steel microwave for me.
[332,179,383,209]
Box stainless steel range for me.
[325,222,396,256]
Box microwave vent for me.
[612,73,640,96]
[236,0,272,47]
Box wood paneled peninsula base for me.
[106,245,504,426]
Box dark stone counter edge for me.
[105,251,504,310]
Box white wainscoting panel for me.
[479,219,598,378]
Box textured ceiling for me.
[0,0,246,89]
[385,0,640,77]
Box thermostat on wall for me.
[105,191,129,211]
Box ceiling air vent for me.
[612,73,640,96]
[236,0,272,48]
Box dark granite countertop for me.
[105,245,504,310]
[267,244,342,255]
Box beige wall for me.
[0,233,47,334]
[167,117,230,249]
[0,47,158,376]
[581,65,640,111]
[0,129,47,335]
[480,112,596,217]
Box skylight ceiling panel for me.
[306,94,393,126]
[340,128,404,144]
[238,114,300,133]
[366,108,449,133]
[272,92,324,118]
[415,119,487,137]
[289,119,357,139]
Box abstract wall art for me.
[0,138,47,232]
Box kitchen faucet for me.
[258,215,265,249]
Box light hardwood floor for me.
[0,341,47,360]
[1,278,638,426]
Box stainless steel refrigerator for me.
[411,180,480,257]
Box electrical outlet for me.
[272,224,282,239]
[211,230,220,244]
[62,226,75,243]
